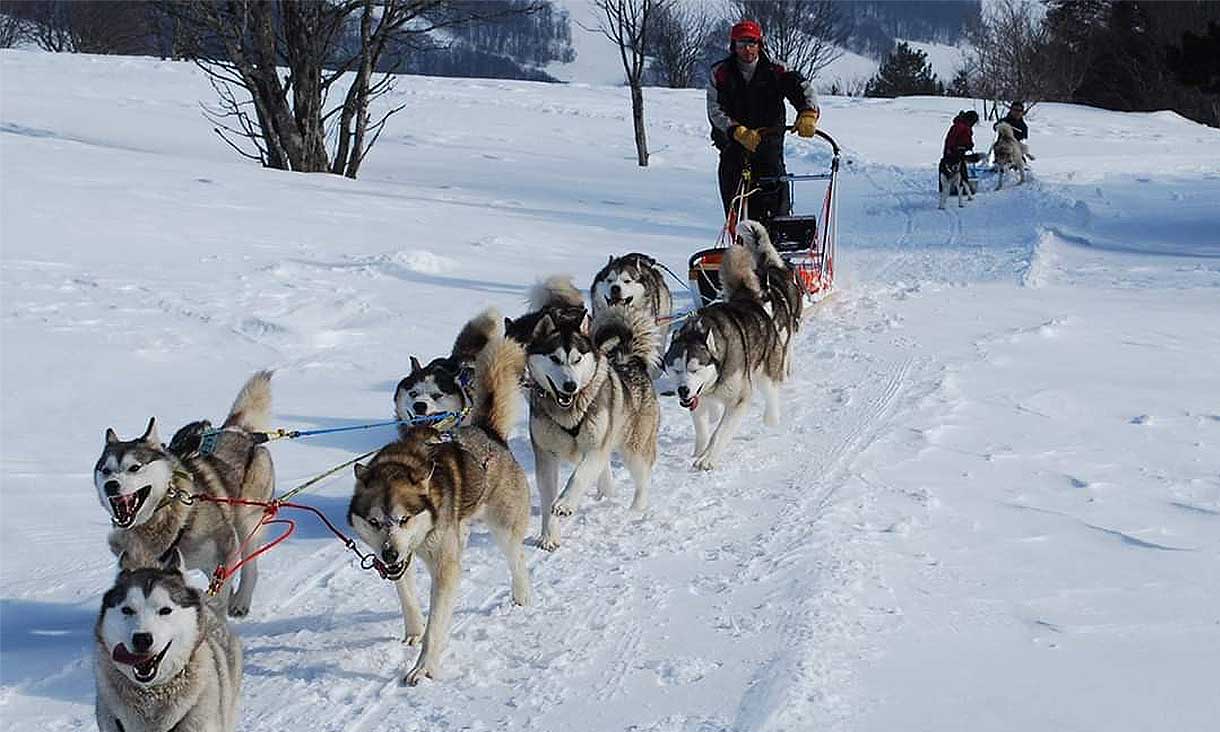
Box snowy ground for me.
[3,50,1220,731]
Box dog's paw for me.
[402,631,423,646]
[402,664,433,686]
[629,497,648,512]
[550,500,574,518]
[512,588,532,607]
[539,535,561,552]
[764,411,780,428]
[228,602,250,618]
[692,454,716,471]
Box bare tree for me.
[8,1,154,54]
[963,0,1056,115]
[648,1,718,88]
[729,0,844,81]
[169,1,533,178]
[591,0,659,167]
[0,3,29,48]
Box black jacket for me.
[706,53,818,150]
[994,114,1028,140]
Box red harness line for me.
[187,494,390,596]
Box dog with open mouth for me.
[93,371,276,617]
[94,548,242,732]
[663,246,785,471]
[590,253,673,367]
[524,301,660,551]
[349,328,531,686]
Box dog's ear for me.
[117,550,142,573]
[607,254,614,267]
[354,462,369,483]
[598,334,622,355]
[158,547,186,575]
[139,417,159,446]
[531,313,554,341]
[579,311,591,336]
[704,328,717,356]
[105,427,120,445]
[409,356,422,374]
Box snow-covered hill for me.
[2,49,1219,731]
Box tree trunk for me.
[630,83,648,167]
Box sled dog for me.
[394,308,501,436]
[95,549,242,732]
[505,275,588,347]
[991,121,1035,190]
[349,331,531,686]
[526,301,659,551]
[94,372,276,616]
[663,247,784,471]
[734,220,803,371]
[938,154,974,209]
[590,253,673,361]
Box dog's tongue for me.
[111,643,150,666]
[684,396,700,412]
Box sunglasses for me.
[734,39,760,48]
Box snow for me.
[4,48,1220,731]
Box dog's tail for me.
[222,370,273,432]
[469,336,525,443]
[527,275,584,311]
[592,303,660,369]
[449,307,503,365]
[735,219,785,270]
[721,246,763,302]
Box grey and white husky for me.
[590,253,673,362]
[94,372,276,616]
[95,549,242,732]
[349,331,531,686]
[990,121,1035,190]
[664,247,785,471]
[525,299,660,551]
[394,308,502,435]
[734,220,803,373]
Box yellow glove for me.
[796,109,819,138]
[732,125,762,153]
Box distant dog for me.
[95,549,242,732]
[590,253,673,364]
[394,308,501,435]
[94,372,276,616]
[938,154,975,209]
[663,247,784,471]
[991,121,1035,190]
[349,331,530,686]
[734,220,803,373]
[525,299,659,551]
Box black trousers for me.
[718,142,790,226]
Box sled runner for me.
[689,127,841,309]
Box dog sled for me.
[689,127,841,309]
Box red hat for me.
[730,20,762,42]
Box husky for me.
[94,372,276,617]
[349,331,531,686]
[938,154,975,209]
[95,548,242,732]
[590,253,673,360]
[991,121,1035,190]
[526,302,660,551]
[734,220,803,372]
[663,247,785,471]
[505,275,588,347]
[394,308,501,436]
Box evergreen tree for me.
[947,67,972,97]
[864,41,943,97]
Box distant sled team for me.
[83,218,811,728]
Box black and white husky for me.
[590,252,673,365]
[95,549,242,732]
[93,372,276,616]
[518,279,659,551]
[663,247,785,471]
[394,308,501,435]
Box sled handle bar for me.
[756,125,841,157]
